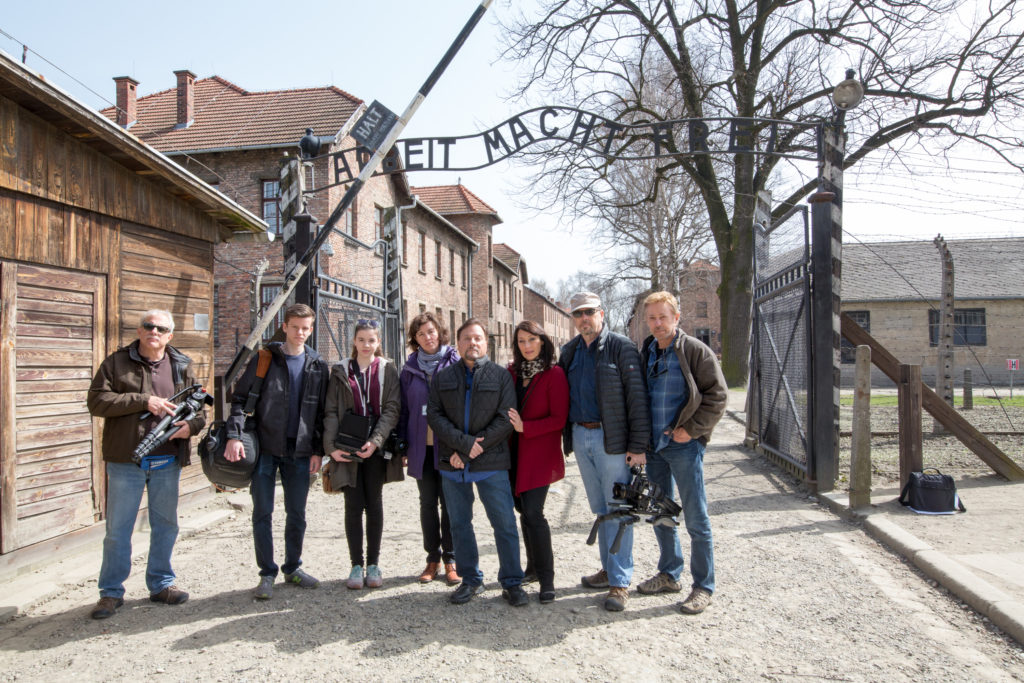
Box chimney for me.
[113,76,138,128]
[174,69,196,128]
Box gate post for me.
[809,121,844,492]
[849,345,872,509]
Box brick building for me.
[627,259,722,351]
[840,237,1024,387]
[523,284,573,351]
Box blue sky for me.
[2,0,1021,288]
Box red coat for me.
[508,365,569,495]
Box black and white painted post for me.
[223,0,494,388]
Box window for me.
[488,285,493,317]
[259,284,286,342]
[487,235,493,267]
[450,310,456,339]
[418,231,426,272]
[929,308,986,346]
[374,205,384,241]
[344,206,354,235]
[449,247,455,284]
[841,310,870,363]
[435,240,442,279]
[419,302,426,313]
[345,197,359,238]
[213,284,220,347]
[696,301,708,318]
[696,328,711,346]
[261,180,281,235]
[460,253,467,289]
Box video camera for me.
[132,384,214,470]
[586,466,681,554]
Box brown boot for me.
[418,562,441,583]
[90,596,124,620]
[149,585,189,605]
[444,562,460,586]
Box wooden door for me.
[0,261,105,553]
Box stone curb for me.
[818,492,1024,646]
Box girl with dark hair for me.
[398,312,461,585]
[507,320,569,603]
[323,320,402,589]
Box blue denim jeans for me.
[573,424,633,588]
[251,451,311,577]
[98,461,181,598]
[440,470,523,589]
[646,439,714,593]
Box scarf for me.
[347,358,382,417]
[520,359,546,381]
[417,346,448,378]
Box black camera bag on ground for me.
[898,468,966,515]
[199,350,271,489]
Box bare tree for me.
[503,0,1024,384]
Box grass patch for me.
[839,394,1024,408]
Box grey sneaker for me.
[346,565,364,590]
[637,572,682,595]
[253,575,274,600]
[679,587,713,614]
[283,568,320,589]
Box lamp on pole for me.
[808,69,864,492]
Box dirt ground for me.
[1,416,1022,681]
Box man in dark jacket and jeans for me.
[559,292,650,612]
[427,319,527,606]
[87,310,206,619]
[225,304,328,600]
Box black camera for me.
[382,431,407,460]
[587,466,681,553]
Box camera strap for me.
[242,349,273,417]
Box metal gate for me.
[315,274,395,364]
[751,205,813,479]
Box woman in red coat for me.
[507,320,569,604]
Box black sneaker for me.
[502,585,529,607]
[450,582,484,604]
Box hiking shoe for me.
[365,565,383,588]
[502,585,529,607]
[419,562,441,583]
[679,587,713,614]
[444,562,460,586]
[90,596,124,619]
[637,572,682,595]
[150,586,189,605]
[346,565,364,590]
[283,568,320,589]
[604,586,629,612]
[253,576,274,600]
[581,569,609,589]
[449,582,484,604]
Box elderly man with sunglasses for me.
[636,291,727,615]
[87,310,206,619]
[558,292,650,611]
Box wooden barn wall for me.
[0,92,223,555]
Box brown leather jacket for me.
[87,340,206,465]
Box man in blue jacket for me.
[225,304,328,600]
[559,292,651,611]
[427,318,527,606]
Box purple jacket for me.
[398,345,460,479]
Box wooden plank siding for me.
[0,90,231,558]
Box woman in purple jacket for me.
[398,312,460,585]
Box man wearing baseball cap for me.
[558,292,650,611]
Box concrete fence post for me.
[849,345,872,509]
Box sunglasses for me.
[572,308,599,318]
[142,321,172,334]
[357,319,380,328]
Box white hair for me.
[140,309,175,332]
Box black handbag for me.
[198,350,270,489]
[898,468,966,515]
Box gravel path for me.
[1,415,1022,681]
